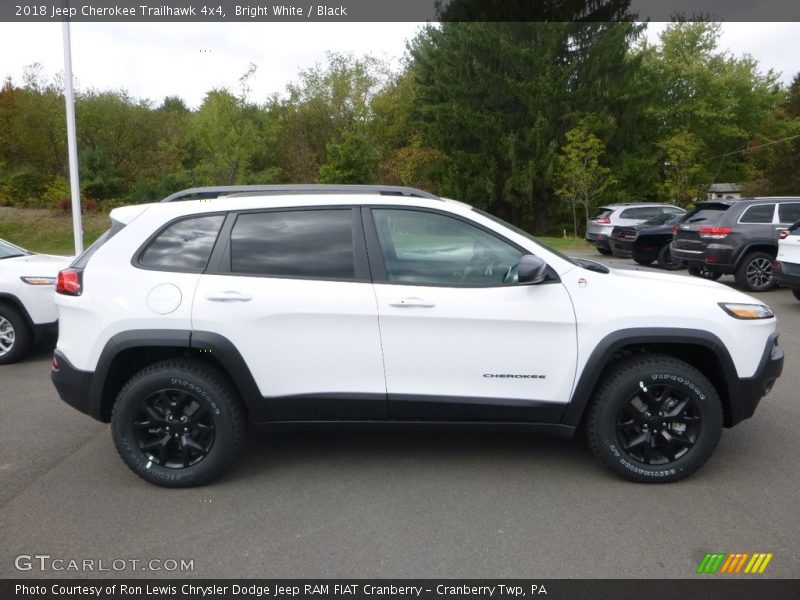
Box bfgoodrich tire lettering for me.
[111,359,245,487]
[586,355,722,483]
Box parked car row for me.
[587,197,800,294]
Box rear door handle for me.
[205,291,252,302]
[388,297,436,308]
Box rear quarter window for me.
[684,206,729,225]
[778,202,800,224]
[138,214,225,271]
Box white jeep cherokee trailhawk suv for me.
[51,185,784,487]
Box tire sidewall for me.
[0,305,30,365]
[112,365,237,486]
[736,252,775,292]
[592,361,722,483]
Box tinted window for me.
[739,204,775,224]
[230,210,354,279]
[643,213,681,226]
[684,206,729,224]
[0,239,28,259]
[373,209,522,286]
[619,207,661,220]
[778,202,800,224]
[663,207,684,214]
[139,215,224,271]
[592,208,612,219]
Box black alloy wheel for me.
[132,389,215,468]
[615,384,700,465]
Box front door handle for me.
[388,297,436,308]
[205,291,252,302]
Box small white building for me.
[707,183,742,200]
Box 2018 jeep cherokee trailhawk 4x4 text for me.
[51,186,784,486]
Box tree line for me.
[1,21,798,235]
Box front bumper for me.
[727,332,783,427]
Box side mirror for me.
[518,254,548,285]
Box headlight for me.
[20,276,57,286]
[718,303,774,320]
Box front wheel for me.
[586,355,722,483]
[112,359,245,487]
[0,304,32,365]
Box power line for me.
[701,133,800,163]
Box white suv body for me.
[51,187,783,486]
[0,239,71,364]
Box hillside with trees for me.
[0,22,796,235]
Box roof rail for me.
[161,184,440,202]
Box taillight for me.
[672,224,679,234]
[56,268,83,296]
[51,355,60,371]
[699,226,732,240]
[779,230,790,240]
[594,217,611,224]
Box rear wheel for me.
[112,359,245,487]
[734,251,776,292]
[597,247,612,256]
[633,256,654,266]
[0,304,32,365]
[792,289,800,302]
[586,355,722,483]
[657,245,683,271]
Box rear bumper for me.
[670,242,736,273]
[773,261,800,289]
[586,233,611,250]
[51,350,96,419]
[727,332,783,427]
[609,239,634,257]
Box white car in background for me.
[0,239,72,364]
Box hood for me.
[607,266,762,303]
[4,253,73,275]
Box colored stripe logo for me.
[696,552,773,574]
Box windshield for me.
[0,239,29,259]
[471,208,579,266]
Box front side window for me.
[372,209,522,286]
[739,204,776,224]
[139,214,224,271]
[230,209,355,280]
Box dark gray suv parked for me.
[671,197,800,292]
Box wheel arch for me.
[562,329,738,429]
[90,330,264,423]
[0,293,34,331]
[733,243,777,267]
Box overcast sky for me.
[0,22,796,109]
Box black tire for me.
[586,354,722,483]
[657,245,683,271]
[0,303,32,365]
[688,265,722,281]
[112,359,246,487]
[597,247,613,256]
[792,289,800,302]
[633,256,654,266]
[734,251,776,292]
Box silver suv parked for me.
[587,203,684,255]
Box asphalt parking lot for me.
[1,254,798,579]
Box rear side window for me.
[778,202,800,224]
[739,204,776,224]
[619,207,661,219]
[229,209,355,280]
[139,214,224,271]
